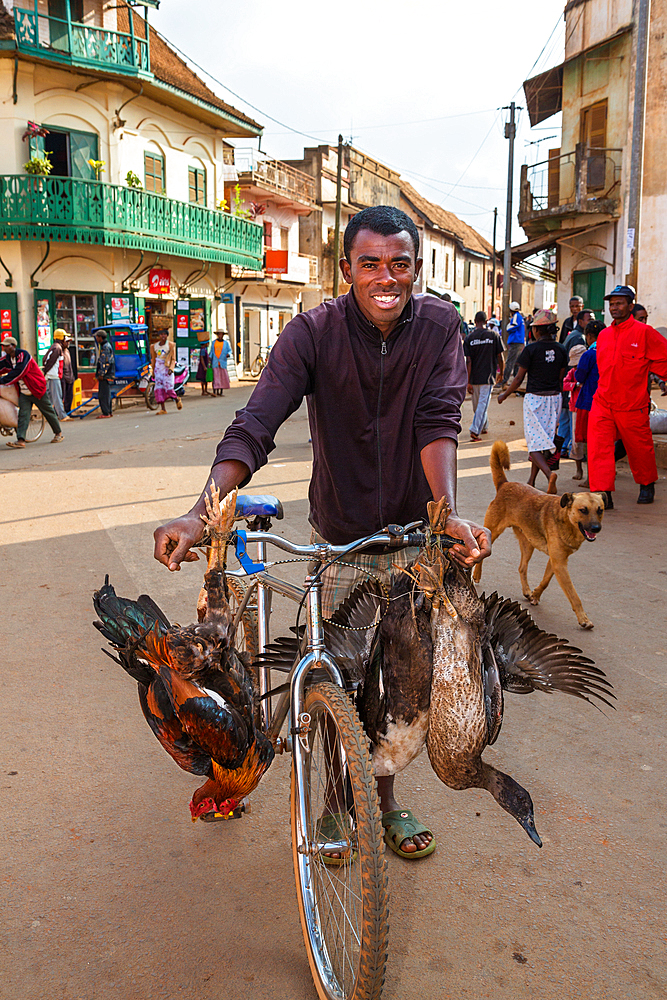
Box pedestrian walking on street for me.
[464,310,504,441]
[150,331,181,415]
[196,342,212,395]
[42,329,67,421]
[497,309,567,487]
[571,320,604,481]
[0,336,63,447]
[560,295,584,343]
[557,307,594,457]
[587,285,667,507]
[61,333,76,414]
[499,301,525,387]
[211,331,232,396]
[95,330,115,419]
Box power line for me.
[262,107,497,136]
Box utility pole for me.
[502,103,516,336]
[626,0,651,289]
[332,134,344,298]
[491,206,498,318]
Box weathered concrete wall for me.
[637,0,667,325]
[564,0,633,59]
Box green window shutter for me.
[69,128,99,180]
[145,153,165,194]
[188,167,206,205]
[29,134,46,159]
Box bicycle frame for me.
[226,524,426,739]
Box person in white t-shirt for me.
[42,329,67,420]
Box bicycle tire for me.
[226,576,259,661]
[25,406,45,442]
[144,384,157,410]
[291,682,388,1000]
[249,355,264,378]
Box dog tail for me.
[490,440,511,492]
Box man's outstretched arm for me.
[420,437,491,568]
[153,459,249,571]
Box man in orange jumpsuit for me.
[588,285,667,507]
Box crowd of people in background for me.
[466,284,667,506]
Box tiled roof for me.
[117,7,261,132]
[400,179,495,258]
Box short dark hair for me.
[585,320,604,339]
[474,310,487,324]
[632,303,647,316]
[538,323,558,339]
[95,330,107,341]
[343,205,420,261]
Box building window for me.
[463,260,471,287]
[580,99,607,190]
[188,167,206,205]
[144,153,165,194]
[444,254,449,284]
[280,227,289,251]
[54,293,98,370]
[431,248,436,279]
[263,221,273,248]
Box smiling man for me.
[154,205,490,857]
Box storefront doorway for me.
[54,292,98,369]
[243,309,261,372]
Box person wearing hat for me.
[41,329,68,421]
[0,336,63,448]
[588,285,667,506]
[499,301,525,388]
[497,309,567,487]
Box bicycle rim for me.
[291,682,388,1000]
[25,409,45,442]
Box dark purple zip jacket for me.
[214,291,466,544]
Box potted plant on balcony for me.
[24,153,52,176]
[88,159,106,181]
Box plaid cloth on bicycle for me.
[310,530,419,618]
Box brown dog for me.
[473,441,604,629]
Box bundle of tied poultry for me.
[93,489,614,842]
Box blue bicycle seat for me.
[235,494,283,520]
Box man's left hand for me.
[445,516,492,567]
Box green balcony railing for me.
[14,7,150,76]
[0,175,264,269]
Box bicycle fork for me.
[291,573,345,854]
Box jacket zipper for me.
[376,339,387,527]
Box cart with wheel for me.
[69,323,152,418]
[219,494,428,1000]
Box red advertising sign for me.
[1,309,11,330]
[177,314,188,329]
[264,249,289,274]
[148,268,172,294]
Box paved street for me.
[1,385,666,1000]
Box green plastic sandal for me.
[382,808,436,860]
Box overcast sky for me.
[154,0,566,247]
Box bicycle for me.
[249,346,270,378]
[221,494,427,1000]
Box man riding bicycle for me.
[154,205,491,858]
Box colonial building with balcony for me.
[286,144,402,302]
[400,181,535,321]
[0,0,264,383]
[222,146,319,373]
[515,0,666,326]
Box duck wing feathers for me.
[483,592,615,710]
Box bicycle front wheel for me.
[291,682,388,1000]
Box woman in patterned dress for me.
[150,332,181,415]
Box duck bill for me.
[521,816,543,848]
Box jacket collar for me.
[346,288,414,342]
